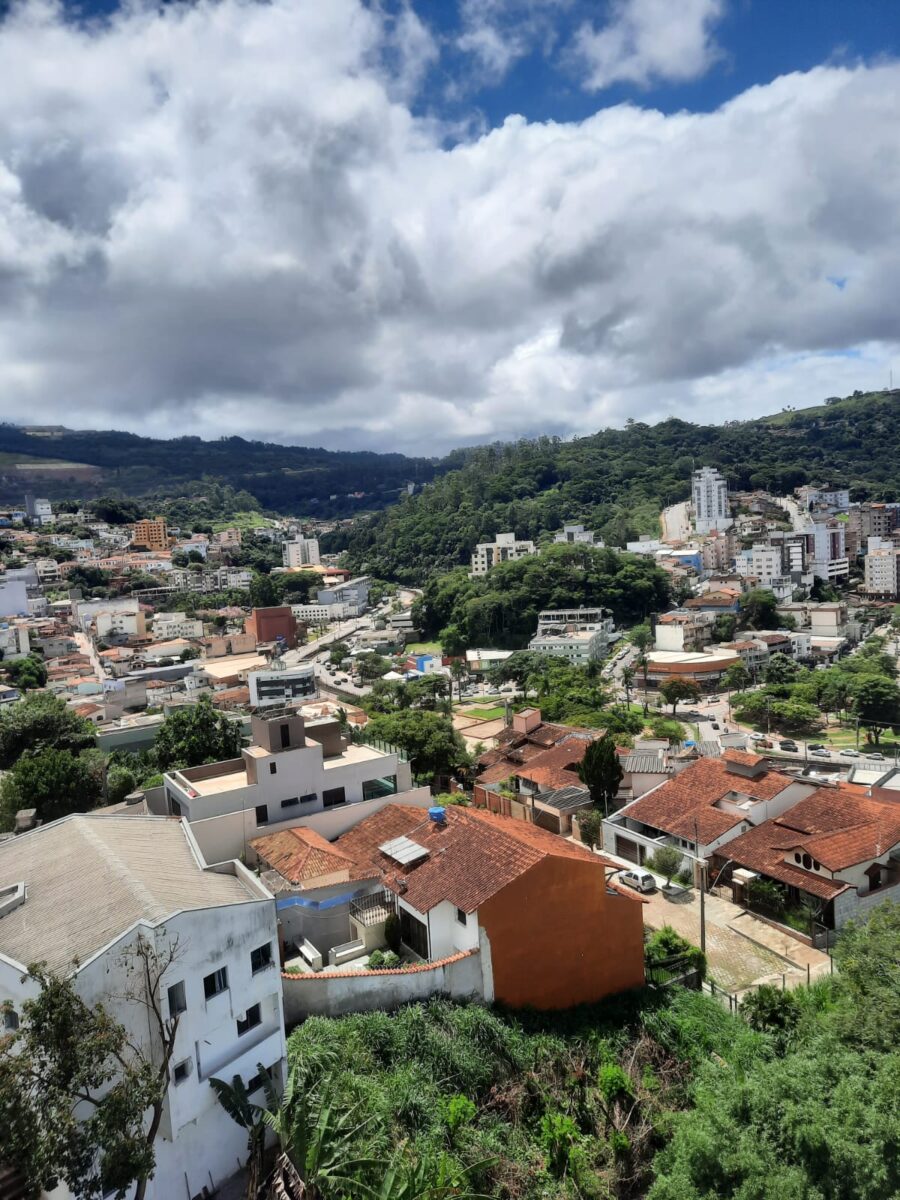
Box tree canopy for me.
[153,695,244,770]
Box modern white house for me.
[0,814,286,1200]
[470,533,536,576]
[692,467,733,534]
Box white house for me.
[0,814,286,1200]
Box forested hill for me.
[0,425,441,517]
[330,390,900,583]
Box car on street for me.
[711,722,720,730]
[779,740,799,752]
[839,749,860,758]
[748,731,765,742]
[808,743,825,751]
[617,870,657,894]
[867,752,886,761]
[810,748,830,758]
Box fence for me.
[706,955,836,1015]
[645,952,703,991]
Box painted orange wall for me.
[478,856,645,1010]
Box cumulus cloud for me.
[574,0,725,91]
[0,0,898,454]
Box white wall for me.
[189,786,433,865]
[425,899,481,958]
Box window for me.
[300,792,317,804]
[255,804,269,826]
[250,942,273,973]
[172,1058,192,1085]
[236,1003,262,1037]
[280,797,299,810]
[456,908,467,926]
[203,967,228,1000]
[2,1008,19,1032]
[280,723,291,749]
[246,1064,273,1094]
[167,980,187,1016]
[323,786,346,809]
[362,774,398,802]
[399,907,429,959]
[269,762,277,776]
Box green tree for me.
[366,711,468,780]
[448,658,468,703]
[355,653,392,682]
[739,588,778,631]
[713,613,738,642]
[649,846,683,887]
[763,653,799,686]
[577,733,623,815]
[0,749,103,831]
[329,642,350,666]
[851,675,900,745]
[0,939,182,1200]
[249,572,281,608]
[154,694,244,770]
[832,901,900,1051]
[4,653,48,692]
[721,662,751,691]
[621,664,636,709]
[0,692,96,768]
[658,677,701,715]
[577,808,604,850]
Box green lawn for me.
[822,722,900,753]
[403,641,441,655]
[211,510,275,532]
[462,705,506,720]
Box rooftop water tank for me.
[428,806,447,823]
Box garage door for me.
[616,835,644,865]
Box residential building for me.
[74,595,142,631]
[470,533,536,576]
[212,567,254,590]
[212,527,243,549]
[527,607,615,664]
[282,537,321,568]
[202,631,257,657]
[864,546,900,599]
[245,605,299,649]
[132,517,169,553]
[808,517,849,582]
[0,622,29,660]
[716,783,900,931]
[691,467,733,533]
[142,638,192,661]
[153,611,205,640]
[297,803,646,1010]
[734,544,783,585]
[0,576,29,617]
[553,524,601,546]
[682,587,742,613]
[316,576,370,616]
[33,556,60,583]
[95,608,148,643]
[796,485,850,514]
[653,610,715,653]
[163,710,417,845]
[292,602,355,624]
[24,494,53,525]
[602,752,817,879]
[626,537,663,555]
[698,529,736,572]
[0,814,286,1200]
[249,662,317,709]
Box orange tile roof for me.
[722,748,766,768]
[621,756,802,844]
[251,826,354,886]
[334,803,626,914]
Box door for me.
[399,907,429,959]
[616,835,644,865]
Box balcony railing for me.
[350,889,396,927]
[356,732,409,762]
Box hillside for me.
[330,390,900,582]
[0,424,441,518]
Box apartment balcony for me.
[350,889,396,928]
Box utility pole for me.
[694,817,706,956]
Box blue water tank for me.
[428,806,447,823]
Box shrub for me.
[384,912,402,955]
[740,984,801,1045]
[381,951,401,969]
[367,949,386,969]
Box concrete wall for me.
[281,948,483,1025]
[189,786,433,865]
[833,881,900,928]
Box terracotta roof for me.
[754,632,790,644]
[333,803,625,914]
[514,736,590,791]
[722,748,766,768]
[251,826,355,886]
[620,756,803,844]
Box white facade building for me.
[470,533,536,576]
[153,612,205,640]
[528,628,607,664]
[809,518,849,582]
[553,524,601,546]
[0,577,29,617]
[0,622,29,660]
[734,545,783,584]
[864,546,900,598]
[291,602,355,624]
[249,663,317,709]
[692,467,733,534]
[282,537,321,568]
[0,814,286,1200]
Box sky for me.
[1,0,899,455]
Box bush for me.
[645,925,706,980]
[649,846,683,885]
[381,951,401,969]
[367,949,386,969]
[384,912,402,954]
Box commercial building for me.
[291,602,355,624]
[553,524,601,546]
[527,607,615,664]
[692,467,733,534]
[282,537,321,568]
[245,605,299,649]
[470,533,536,576]
[248,662,317,709]
[132,517,169,553]
[0,814,286,1200]
[643,646,740,689]
[316,576,370,617]
[24,494,53,525]
[653,610,715,653]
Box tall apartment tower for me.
[692,467,733,534]
[282,537,320,568]
[132,516,169,552]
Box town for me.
[0,458,898,1199]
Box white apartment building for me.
[864,547,900,598]
[527,628,607,664]
[25,495,53,525]
[0,622,29,660]
[164,711,418,854]
[213,567,254,589]
[692,467,733,534]
[0,577,29,617]
[734,545,783,584]
[292,602,354,624]
[96,608,148,642]
[470,533,536,576]
[316,576,370,616]
[654,610,716,653]
[249,663,317,709]
[809,518,849,582]
[553,524,601,546]
[153,611,205,640]
[34,556,60,583]
[282,537,321,568]
[0,815,286,1200]
[74,595,141,631]
[796,486,850,513]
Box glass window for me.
[280,723,291,749]
[2,1008,19,1032]
[172,1058,192,1085]
[280,797,299,809]
[300,793,317,804]
[269,762,277,775]
[362,775,398,803]
[167,980,187,1016]
[237,1003,262,1037]
[456,908,467,926]
[203,967,228,1000]
[323,786,346,808]
[255,804,269,825]
[250,943,273,973]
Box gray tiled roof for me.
[0,815,257,973]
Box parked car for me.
[711,722,720,730]
[618,870,657,894]
[808,743,825,751]
[779,740,799,752]
[810,748,830,759]
[867,752,886,761]
[748,731,765,742]
[839,749,860,758]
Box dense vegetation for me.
[332,390,900,581]
[273,901,899,1200]
[412,544,670,651]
